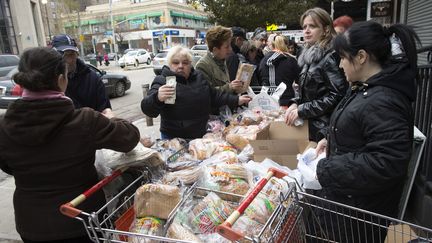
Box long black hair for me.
[333,21,420,71]
[13,47,66,91]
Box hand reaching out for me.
[238,95,252,106]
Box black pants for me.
[22,235,94,243]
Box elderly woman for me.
[141,46,251,140]
[196,25,244,94]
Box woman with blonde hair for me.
[285,7,348,142]
[259,35,300,105]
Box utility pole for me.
[77,10,84,56]
[109,0,118,65]
[41,0,52,41]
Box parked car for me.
[84,53,97,61]
[0,64,131,109]
[118,49,152,68]
[87,64,131,97]
[152,51,168,75]
[0,67,22,109]
[107,52,118,61]
[0,54,20,77]
[152,49,200,75]
[190,44,208,58]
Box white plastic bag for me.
[296,148,325,190]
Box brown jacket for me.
[0,98,140,241]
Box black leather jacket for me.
[292,46,348,142]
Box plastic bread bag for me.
[166,222,203,242]
[188,138,234,161]
[128,216,165,243]
[237,144,254,163]
[232,215,267,241]
[189,192,234,234]
[201,150,239,166]
[134,184,181,219]
[162,166,204,185]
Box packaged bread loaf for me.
[166,222,202,242]
[134,184,181,219]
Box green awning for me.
[147,11,163,17]
[170,10,184,17]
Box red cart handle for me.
[217,167,288,241]
[60,167,127,218]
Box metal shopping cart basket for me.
[251,86,278,95]
[218,168,432,243]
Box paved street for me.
[0,63,161,242]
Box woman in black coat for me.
[285,8,348,142]
[141,46,251,139]
[313,21,420,243]
[259,35,300,106]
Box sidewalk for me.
[0,116,160,242]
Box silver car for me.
[152,50,201,75]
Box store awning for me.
[147,11,163,17]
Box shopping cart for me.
[60,165,432,243]
[217,168,432,243]
[250,86,278,95]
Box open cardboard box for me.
[250,121,316,169]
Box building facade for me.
[62,0,212,55]
[0,0,45,54]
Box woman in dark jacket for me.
[141,46,251,140]
[0,47,140,243]
[285,8,348,142]
[314,21,420,243]
[259,35,300,106]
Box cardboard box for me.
[250,121,314,169]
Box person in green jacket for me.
[195,25,243,94]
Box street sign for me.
[79,34,84,42]
[266,24,278,31]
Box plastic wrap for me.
[128,217,164,243]
[134,184,181,219]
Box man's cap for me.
[231,27,246,40]
[252,27,267,40]
[52,34,79,52]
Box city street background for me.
[0,63,160,242]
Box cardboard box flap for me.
[268,121,309,140]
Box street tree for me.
[187,0,317,31]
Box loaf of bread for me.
[226,134,249,150]
[134,184,181,219]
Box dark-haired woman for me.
[313,21,420,242]
[0,47,140,243]
[285,7,348,142]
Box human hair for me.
[13,47,66,91]
[300,7,336,49]
[267,33,278,48]
[274,35,289,53]
[240,40,257,60]
[333,15,353,30]
[252,27,267,41]
[167,45,192,65]
[205,26,232,52]
[333,21,420,70]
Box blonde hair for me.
[167,45,192,65]
[205,26,232,52]
[300,7,336,49]
[274,35,289,53]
